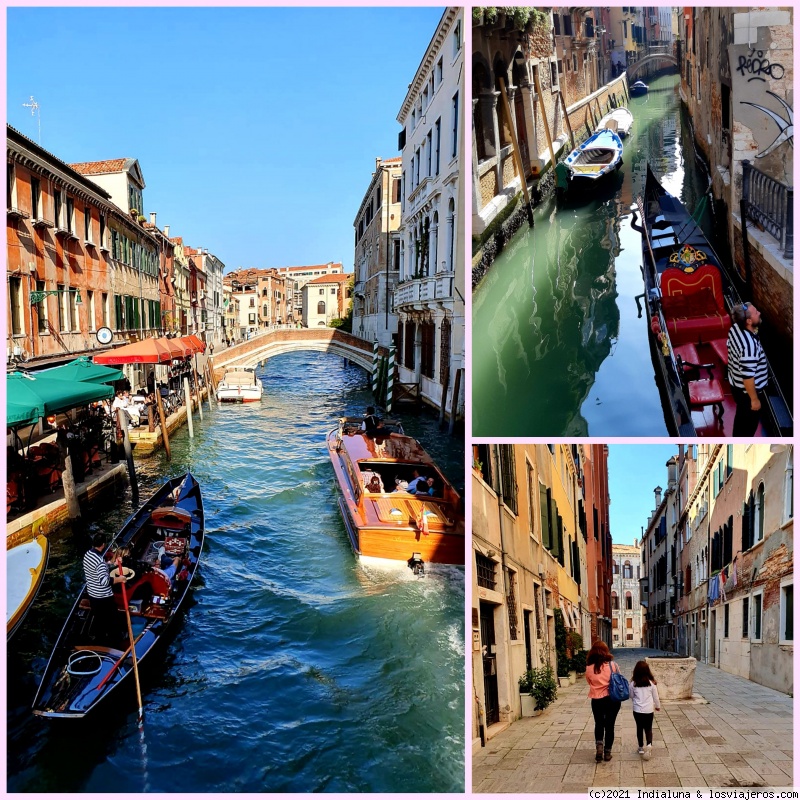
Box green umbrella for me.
[7,401,40,428]
[39,356,125,385]
[6,372,114,424]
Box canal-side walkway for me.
[472,648,793,792]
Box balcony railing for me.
[742,159,793,259]
[394,271,455,308]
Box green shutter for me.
[540,485,551,548]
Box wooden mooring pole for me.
[498,77,534,228]
[155,387,171,461]
[184,377,194,439]
[116,408,139,505]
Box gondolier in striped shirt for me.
[83,532,129,644]
[727,303,769,436]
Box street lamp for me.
[29,288,82,305]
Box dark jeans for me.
[731,385,765,437]
[89,595,124,644]
[591,696,621,749]
[633,711,654,746]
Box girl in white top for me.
[630,660,661,759]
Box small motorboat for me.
[555,129,623,191]
[327,417,464,571]
[7,534,49,639]
[634,165,792,437]
[596,107,634,138]
[630,80,649,96]
[32,473,204,719]
[216,367,263,403]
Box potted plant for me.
[572,649,588,676]
[519,665,558,715]
[557,653,571,687]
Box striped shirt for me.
[83,548,113,599]
[727,325,768,390]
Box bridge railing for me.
[742,159,793,260]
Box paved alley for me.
[472,648,794,792]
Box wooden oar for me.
[95,630,146,692]
[117,558,144,723]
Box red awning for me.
[182,334,206,353]
[158,337,192,358]
[93,338,173,365]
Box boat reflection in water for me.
[327,417,464,572]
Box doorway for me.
[480,602,500,725]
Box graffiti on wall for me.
[736,48,786,83]
[740,91,793,158]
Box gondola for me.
[327,417,464,572]
[555,129,623,192]
[634,165,792,437]
[32,473,204,719]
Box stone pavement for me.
[473,648,793,792]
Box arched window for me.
[317,301,325,315]
[431,211,439,274]
[612,560,619,575]
[625,591,632,610]
[755,482,765,542]
[611,591,619,610]
[686,565,692,593]
[623,561,632,579]
[446,198,455,273]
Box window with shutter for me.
[540,485,551,549]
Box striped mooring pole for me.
[386,345,396,414]
[371,340,380,398]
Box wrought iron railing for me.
[742,159,793,260]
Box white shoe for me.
[644,745,652,760]
[638,747,645,756]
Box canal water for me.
[7,352,465,793]
[473,72,717,437]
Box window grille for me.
[476,553,496,590]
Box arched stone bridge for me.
[210,327,386,379]
[627,52,678,82]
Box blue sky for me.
[607,444,679,545]
[7,6,444,273]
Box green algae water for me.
[7,352,465,792]
[473,72,716,436]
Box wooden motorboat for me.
[630,80,649,96]
[216,367,263,403]
[32,473,204,719]
[596,107,634,138]
[555,129,623,191]
[327,417,464,571]
[7,534,49,639]
[634,165,792,437]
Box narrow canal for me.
[7,352,465,793]
[473,71,717,437]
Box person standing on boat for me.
[361,406,380,436]
[83,532,129,644]
[727,303,768,436]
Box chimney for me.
[633,537,638,548]
[654,485,662,507]
[150,212,157,226]
[164,225,170,237]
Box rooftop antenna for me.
[23,96,41,144]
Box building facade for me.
[274,262,344,323]
[396,6,465,424]
[7,127,164,371]
[351,157,402,349]
[611,542,644,648]
[680,8,793,354]
[471,443,611,751]
[301,273,352,328]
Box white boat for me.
[555,128,623,191]
[216,367,263,403]
[7,535,49,639]
[596,107,634,138]
[630,80,649,96]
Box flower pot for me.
[520,693,537,717]
[558,675,570,688]
[568,670,577,685]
